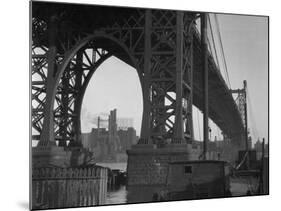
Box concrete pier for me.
[126,143,200,202]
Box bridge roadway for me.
[32,3,244,143]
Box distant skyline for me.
[81,108,134,132]
[81,13,268,144]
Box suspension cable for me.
[214,14,232,89]
[207,14,220,70]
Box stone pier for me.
[126,143,200,203]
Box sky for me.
[81,58,143,134]
[214,14,268,143]
[81,13,268,145]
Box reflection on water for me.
[106,186,127,204]
[97,162,127,204]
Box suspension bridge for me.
[31,2,264,206]
[32,3,256,147]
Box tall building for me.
[81,109,137,162]
[118,127,137,152]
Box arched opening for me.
[50,34,144,150]
[80,56,143,165]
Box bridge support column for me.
[59,65,70,146]
[38,15,58,146]
[139,10,152,145]
[34,15,86,168]
[173,11,184,143]
[127,11,197,203]
[33,13,71,166]
[72,50,83,145]
[201,13,209,160]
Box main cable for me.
[214,14,232,89]
[207,14,220,71]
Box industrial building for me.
[82,109,138,162]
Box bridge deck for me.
[192,31,244,139]
[32,2,244,142]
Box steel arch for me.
[51,33,145,145]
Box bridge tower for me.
[31,2,255,204]
[126,10,199,202]
[231,81,248,147]
[231,80,250,168]
[31,3,200,201]
[32,4,197,168]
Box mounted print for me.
[30,0,269,210]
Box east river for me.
[97,162,128,204]
[96,162,258,205]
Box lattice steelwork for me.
[140,10,195,144]
[31,46,48,140]
[31,5,196,147]
[53,46,110,145]
[235,91,246,127]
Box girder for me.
[31,2,245,147]
[54,46,110,144]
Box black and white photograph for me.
[30,0,269,210]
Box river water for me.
[97,162,128,204]
[96,162,257,205]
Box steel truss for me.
[32,8,196,146]
[231,89,246,128]
[230,83,247,148]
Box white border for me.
[0,0,278,210]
